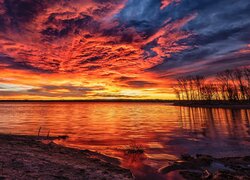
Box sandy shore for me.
[0,134,133,180]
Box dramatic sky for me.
[0,0,250,99]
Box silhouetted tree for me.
[177,77,190,100]
[173,87,181,100]
[173,67,250,101]
[243,68,250,100]
[200,84,216,101]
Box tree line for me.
[173,68,250,101]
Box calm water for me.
[0,102,250,179]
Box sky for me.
[0,0,250,100]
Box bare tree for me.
[200,84,216,101]
[243,68,250,100]
[234,69,246,100]
[173,87,181,100]
[177,77,190,100]
[172,68,250,101]
[194,75,205,100]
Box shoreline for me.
[173,100,250,109]
[0,100,249,109]
[0,134,250,179]
[0,100,174,103]
[0,134,133,179]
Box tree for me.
[173,68,250,101]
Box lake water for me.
[0,102,249,179]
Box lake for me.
[0,102,249,179]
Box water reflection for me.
[0,102,249,179]
[180,107,250,137]
[168,107,250,159]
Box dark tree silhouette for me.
[172,68,250,101]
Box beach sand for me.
[0,134,133,180]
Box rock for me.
[181,154,194,161]
[213,170,236,180]
[160,154,250,180]
[179,170,202,180]
[243,156,250,161]
[202,169,212,179]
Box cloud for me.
[0,54,52,73]
[0,0,249,99]
[0,83,34,92]
[126,80,157,88]
[0,83,104,98]
[0,0,193,75]
[149,0,250,77]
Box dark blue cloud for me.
[118,0,250,76]
[118,0,169,36]
[0,0,249,78]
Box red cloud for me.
[0,0,195,99]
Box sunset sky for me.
[0,0,250,100]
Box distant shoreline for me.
[0,99,174,103]
[0,100,250,109]
[173,100,250,109]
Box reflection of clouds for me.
[0,102,249,176]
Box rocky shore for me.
[0,134,133,180]
[1,133,249,179]
[160,154,250,179]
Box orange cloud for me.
[0,0,195,99]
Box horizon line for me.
[0,99,175,102]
